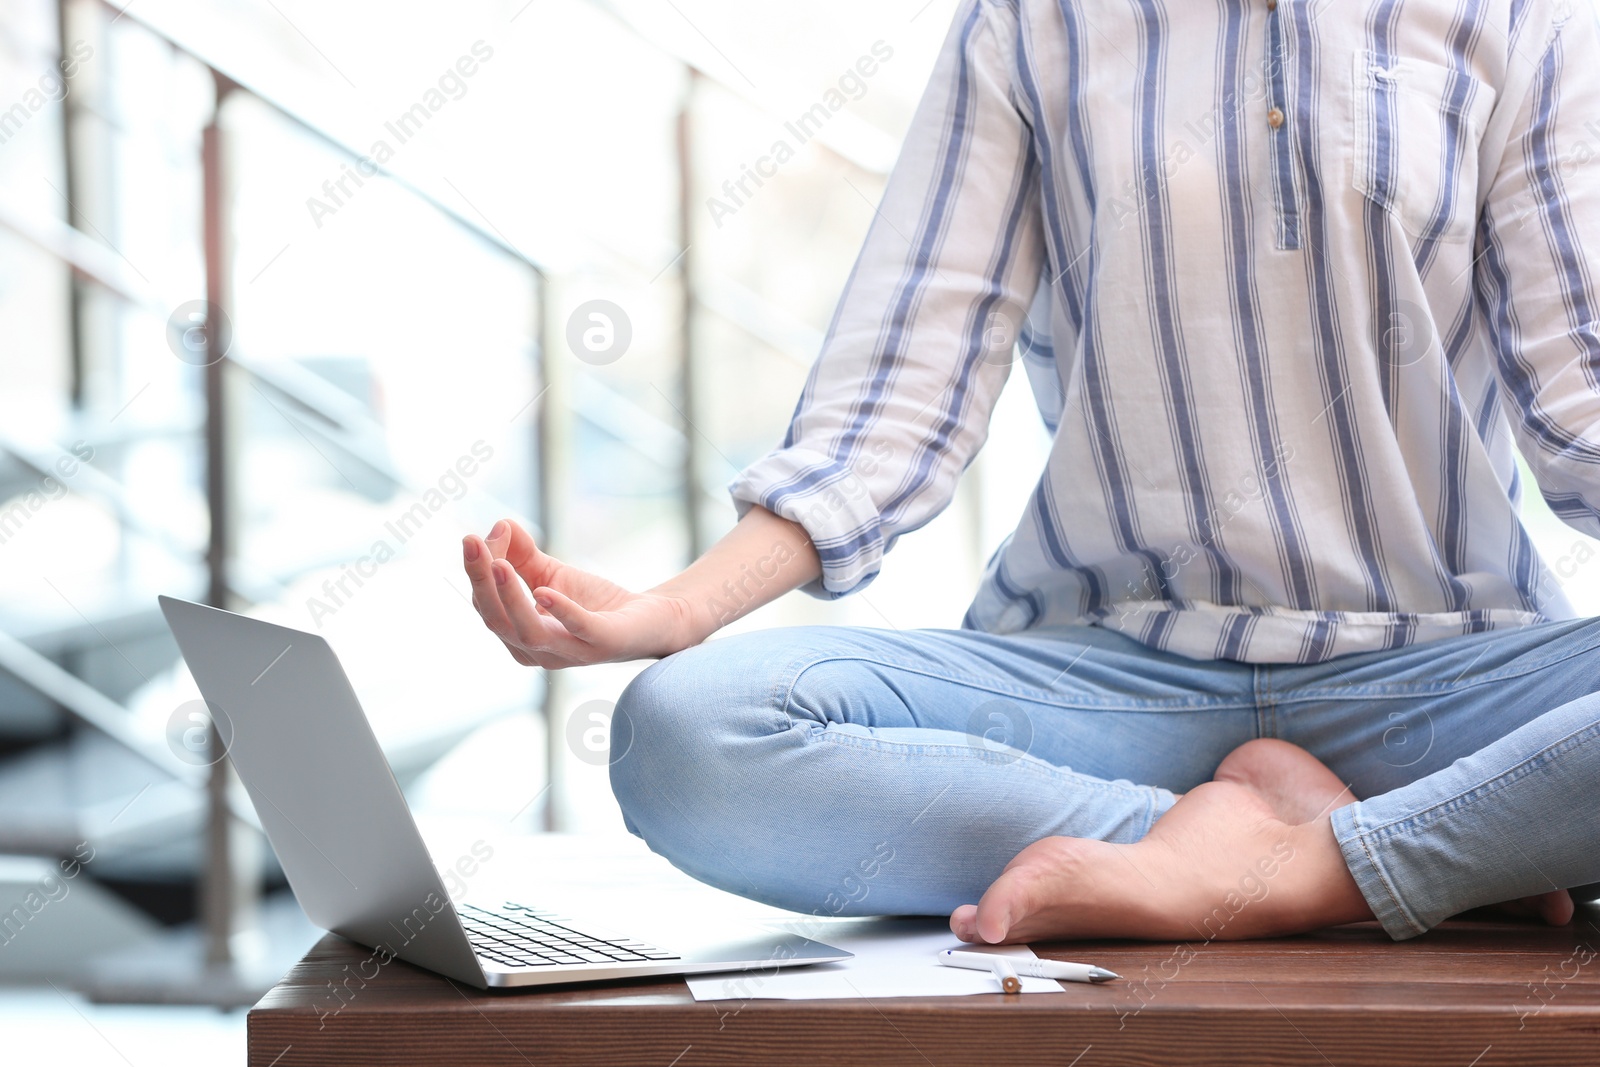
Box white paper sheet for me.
[416,832,1070,1002]
[685,917,1065,1000]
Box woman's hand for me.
[462,507,820,669]
[463,519,701,668]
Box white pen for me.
[988,955,1022,994]
[937,949,1121,984]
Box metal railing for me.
[0,0,555,989]
[0,0,901,1000]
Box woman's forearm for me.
[649,505,821,646]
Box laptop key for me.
[469,903,673,960]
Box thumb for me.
[489,519,557,583]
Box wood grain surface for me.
[248,913,1600,1066]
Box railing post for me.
[201,69,254,972]
[676,70,705,562]
[56,0,87,408]
[535,270,567,832]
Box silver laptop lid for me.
[158,596,486,987]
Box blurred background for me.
[2,0,1598,1061]
[0,0,1044,1059]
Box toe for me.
[949,905,980,942]
[973,837,1085,944]
[973,878,1022,944]
[1540,889,1577,926]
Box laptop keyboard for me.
[460,902,681,968]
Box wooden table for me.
[250,914,1600,1066]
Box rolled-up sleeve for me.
[728,0,1046,598]
[1477,5,1600,536]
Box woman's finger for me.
[530,586,601,642]
[465,535,519,639]
[494,559,582,656]
[486,518,558,589]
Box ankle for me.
[1279,817,1373,929]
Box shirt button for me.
[1267,0,1278,8]
[1267,107,1285,128]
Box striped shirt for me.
[729,0,1600,663]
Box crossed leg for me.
[951,737,1581,945]
[612,619,1600,941]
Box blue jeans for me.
[609,619,1600,939]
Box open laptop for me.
[158,595,851,989]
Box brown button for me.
[1267,0,1278,9]
[1267,107,1285,128]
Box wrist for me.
[641,506,820,654]
[646,586,718,655]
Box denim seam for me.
[778,653,1255,714]
[1349,720,1600,843]
[804,726,1164,801]
[1274,629,1600,701]
[1254,664,1277,739]
[771,648,826,736]
[1334,806,1427,938]
[1139,788,1170,837]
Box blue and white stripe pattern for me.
[729,0,1600,663]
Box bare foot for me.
[948,780,1372,944]
[1214,738,1357,824]
[1214,740,1575,927]
[1467,890,1577,925]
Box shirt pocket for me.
[1349,51,1497,244]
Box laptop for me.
[157,595,851,989]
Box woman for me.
[465,0,1597,943]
